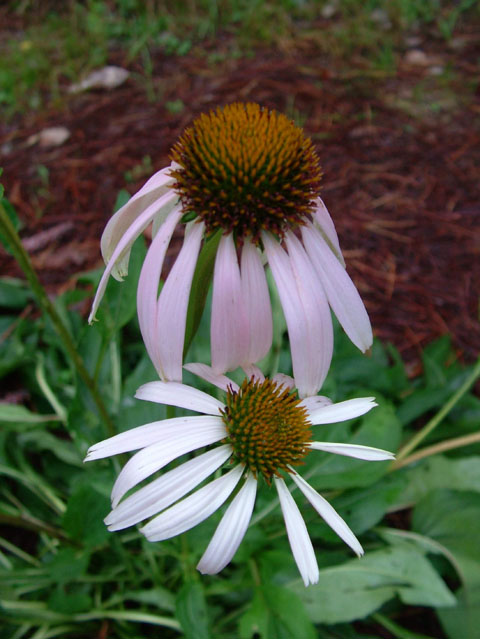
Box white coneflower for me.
[85,377,393,586]
[89,103,372,395]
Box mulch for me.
[1,29,480,374]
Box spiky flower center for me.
[170,102,322,243]
[221,378,312,482]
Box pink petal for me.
[89,195,181,323]
[302,222,372,352]
[183,363,239,393]
[211,234,249,373]
[311,197,344,265]
[155,221,204,381]
[136,208,183,378]
[241,240,273,364]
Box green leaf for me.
[394,456,480,510]
[47,584,92,614]
[0,404,57,425]
[437,586,480,639]
[175,581,210,639]
[0,197,21,254]
[289,543,455,624]
[239,584,316,639]
[43,548,90,585]
[0,277,32,309]
[62,484,110,547]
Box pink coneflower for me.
[89,103,372,397]
[85,376,393,586]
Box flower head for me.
[85,377,394,586]
[89,103,372,396]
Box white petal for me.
[101,165,177,275]
[211,234,249,373]
[274,477,319,586]
[183,363,239,393]
[290,471,363,556]
[89,195,180,323]
[106,444,232,530]
[308,397,377,425]
[241,240,273,364]
[299,395,332,412]
[140,465,244,542]
[241,364,265,382]
[310,442,394,461]
[197,472,257,574]
[111,416,226,507]
[135,381,225,415]
[155,221,204,381]
[84,415,213,461]
[137,207,183,376]
[311,197,345,266]
[302,222,372,352]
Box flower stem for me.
[0,201,115,437]
[392,430,480,470]
[395,355,480,462]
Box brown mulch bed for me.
[1,32,480,373]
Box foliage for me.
[1,189,480,637]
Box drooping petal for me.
[105,444,232,531]
[308,397,377,425]
[197,472,257,574]
[111,416,226,507]
[135,381,225,415]
[211,234,249,373]
[290,470,363,556]
[137,207,184,376]
[154,221,204,381]
[140,465,244,542]
[263,234,312,398]
[285,232,333,395]
[89,194,181,323]
[101,166,177,275]
[241,240,273,364]
[310,442,394,461]
[311,197,344,266]
[274,477,319,586]
[302,221,372,352]
[184,363,240,393]
[84,415,215,462]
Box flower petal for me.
[105,444,232,530]
[184,363,240,393]
[84,415,215,462]
[89,194,180,323]
[290,470,363,556]
[308,397,377,425]
[272,373,295,390]
[241,240,273,364]
[211,234,249,373]
[310,442,394,461]
[137,207,184,376]
[140,465,244,542]
[274,477,319,586]
[135,381,225,415]
[197,472,257,574]
[299,395,332,412]
[311,198,344,266]
[302,221,372,352]
[155,221,205,381]
[101,166,177,275]
[111,416,226,507]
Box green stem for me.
[395,356,480,461]
[0,202,115,438]
[392,429,480,470]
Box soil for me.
[1,23,480,374]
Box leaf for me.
[437,586,480,639]
[239,585,316,639]
[0,403,58,425]
[175,581,210,639]
[289,543,455,624]
[62,484,110,547]
[47,584,92,614]
[43,548,90,585]
[0,277,32,309]
[394,456,480,510]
